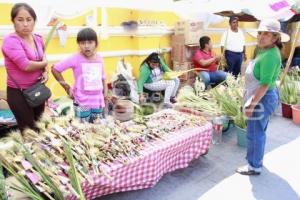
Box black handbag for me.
[22,81,51,107]
[7,36,51,107]
[8,75,51,108]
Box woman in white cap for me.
[236,19,289,175]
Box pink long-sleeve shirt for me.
[2,33,44,89]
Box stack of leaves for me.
[0,110,207,199]
[211,74,247,129]
[176,85,221,116]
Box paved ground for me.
[96,112,300,200]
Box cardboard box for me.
[174,20,203,45]
[171,35,199,62]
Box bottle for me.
[212,116,223,144]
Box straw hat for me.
[248,19,290,42]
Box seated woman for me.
[193,36,227,89]
[137,53,180,108]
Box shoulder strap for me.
[33,35,42,61]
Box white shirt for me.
[220,28,245,53]
[151,67,163,82]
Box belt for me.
[225,50,243,54]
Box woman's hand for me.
[139,94,145,103]
[244,105,254,118]
[41,71,49,83]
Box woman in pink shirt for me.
[1,3,48,133]
[52,28,107,123]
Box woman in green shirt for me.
[236,19,290,176]
[137,53,180,108]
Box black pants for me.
[7,86,45,133]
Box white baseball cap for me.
[248,19,290,42]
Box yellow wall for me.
[0,3,259,98]
[0,3,12,25]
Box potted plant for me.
[280,75,300,118]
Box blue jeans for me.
[225,50,243,77]
[199,71,227,89]
[246,88,279,169]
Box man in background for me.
[221,16,246,77]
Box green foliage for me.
[63,142,85,200]
[280,75,300,104]
[211,74,247,129]
[23,146,65,200]
[0,158,44,200]
[0,164,8,200]
[44,22,60,50]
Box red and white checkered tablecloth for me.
[66,122,212,200]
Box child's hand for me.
[104,96,109,104]
[64,85,73,99]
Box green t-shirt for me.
[253,47,281,89]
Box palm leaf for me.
[0,164,8,200]
[22,146,65,200]
[0,159,44,200]
[63,142,86,200]
[44,22,60,50]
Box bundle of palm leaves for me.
[0,110,207,199]
[211,74,246,129]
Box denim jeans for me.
[246,88,279,170]
[199,71,227,89]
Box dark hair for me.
[273,33,283,50]
[229,16,239,24]
[141,52,160,66]
[199,36,211,50]
[77,28,98,46]
[11,3,37,22]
